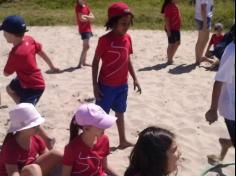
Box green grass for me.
[0,0,235,30]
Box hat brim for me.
[8,117,45,133]
[95,114,117,129]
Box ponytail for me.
[161,0,172,14]
[69,116,82,142]
[2,133,15,148]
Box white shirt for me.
[195,0,214,21]
[215,42,235,121]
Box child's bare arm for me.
[201,4,208,30]
[37,50,59,72]
[92,56,103,100]
[6,164,20,176]
[85,12,95,22]
[205,81,223,124]
[60,165,72,176]
[164,16,171,37]
[102,158,118,176]
[128,59,142,94]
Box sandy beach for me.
[0,26,235,176]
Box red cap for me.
[108,2,133,20]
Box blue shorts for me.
[9,78,44,106]
[167,30,181,44]
[195,18,212,31]
[96,84,128,114]
[80,32,93,40]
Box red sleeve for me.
[2,142,19,165]
[34,136,46,155]
[62,144,76,166]
[95,38,106,58]
[4,55,16,75]
[34,40,42,54]
[209,34,215,45]
[164,6,172,18]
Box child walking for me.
[1,15,59,149]
[125,127,181,176]
[75,0,95,68]
[0,103,62,176]
[161,0,182,65]
[205,31,235,163]
[92,2,142,149]
[61,104,118,176]
[202,23,224,68]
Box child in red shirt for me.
[0,103,62,176]
[161,0,182,65]
[202,23,224,69]
[61,104,118,176]
[92,2,142,149]
[0,15,59,149]
[75,0,95,68]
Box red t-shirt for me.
[62,135,110,176]
[0,135,46,176]
[75,4,92,33]
[95,32,133,87]
[209,34,224,47]
[4,35,45,90]
[164,3,182,31]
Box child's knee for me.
[21,164,42,176]
[83,44,90,51]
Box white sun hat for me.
[8,103,45,133]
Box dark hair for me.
[161,0,173,14]
[125,127,175,176]
[105,14,134,31]
[1,133,15,148]
[69,115,83,142]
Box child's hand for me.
[93,84,103,101]
[134,80,142,94]
[205,109,218,125]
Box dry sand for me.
[0,27,235,176]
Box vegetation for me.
[0,0,235,30]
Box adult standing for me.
[195,0,214,65]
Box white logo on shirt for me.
[106,42,129,78]
[72,152,101,176]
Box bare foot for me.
[83,63,92,67]
[167,59,174,65]
[118,141,134,150]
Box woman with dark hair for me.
[125,127,181,176]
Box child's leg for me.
[35,149,63,176]
[78,39,90,68]
[115,112,133,149]
[38,126,56,150]
[219,138,233,161]
[21,164,43,176]
[195,30,210,64]
[6,85,20,104]
[167,41,180,64]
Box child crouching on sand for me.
[61,104,118,176]
[0,103,62,176]
[92,2,142,149]
[125,127,181,176]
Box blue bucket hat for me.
[0,15,28,35]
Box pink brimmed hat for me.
[75,104,117,129]
[8,103,45,133]
[108,2,133,20]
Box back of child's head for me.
[125,127,175,176]
[0,15,28,37]
[214,23,224,32]
[69,104,117,142]
[2,103,45,147]
[161,0,173,14]
[105,2,134,31]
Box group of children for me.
[0,0,234,175]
